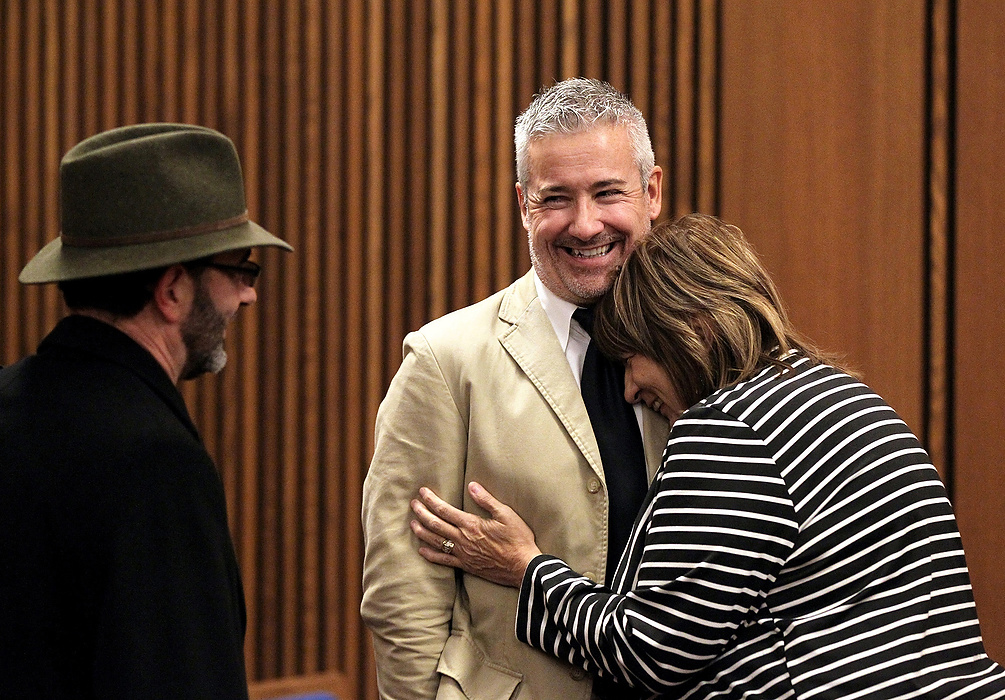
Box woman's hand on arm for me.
[410,481,542,589]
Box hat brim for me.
[19,220,293,284]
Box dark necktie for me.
[572,306,648,583]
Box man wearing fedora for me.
[0,124,292,698]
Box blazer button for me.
[583,571,597,582]
[569,666,587,681]
[587,478,601,493]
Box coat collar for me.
[496,271,669,479]
[38,315,201,440]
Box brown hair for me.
[593,213,853,408]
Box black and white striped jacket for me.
[517,353,1005,699]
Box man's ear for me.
[515,183,531,231]
[647,165,663,221]
[151,265,193,324]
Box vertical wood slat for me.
[297,1,323,676]
[21,0,42,350]
[673,0,697,216]
[696,0,719,213]
[428,0,450,320]
[953,0,1005,663]
[406,0,431,332]
[319,0,346,678]
[341,0,367,685]
[41,0,62,335]
[493,0,517,292]
[2,1,23,360]
[925,0,953,480]
[449,2,472,310]
[472,0,495,304]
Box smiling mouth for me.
[565,242,614,258]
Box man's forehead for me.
[524,127,635,178]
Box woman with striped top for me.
[410,213,1005,699]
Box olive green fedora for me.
[19,123,292,284]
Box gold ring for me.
[441,538,455,555]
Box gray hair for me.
[515,77,655,188]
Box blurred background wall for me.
[2,1,1003,697]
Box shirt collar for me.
[533,270,586,352]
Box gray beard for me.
[180,280,228,380]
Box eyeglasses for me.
[204,260,262,288]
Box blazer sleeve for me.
[515,408,799,694]
[361,331,469,700]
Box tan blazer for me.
[361,270,669,700]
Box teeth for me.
[569,243,613,258]
[651,399,663,413]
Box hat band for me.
[60,211,250,248]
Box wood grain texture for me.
[719,0,927,436]
[954,0,1005,664]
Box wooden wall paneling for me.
[278,0,303,677]
[536,0,560,89]
[138,0,159,118]
[301,0,325,676]
[41,1,62,340]
[671,0,697,218]
[648,0,672,219]
[363,0,387,668]
[472,0,495,305]
[79,0,97,134]
[628,0,650,111]
[384,1,408,385]
[719,0,927,435]
[925,0,953,481]
[560,0,578,77]
[429,0,450,319]
[513,0,535,287]
[320,0,348,676]
[2,1,22,360]
[954,0,1005,663]
[605,2,627,90]
[406,0,432,331]
[492,0,517,293]
[449,1,472,311]
[580,0,603,78]
[695,0,718,214]
[342,0,368,687]
[99,1,117,127]
[22,1,43,351]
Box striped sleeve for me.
[516,408,799,694]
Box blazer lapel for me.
[497,272,604,478]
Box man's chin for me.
[181,348,228,381]
[559,270,619,304]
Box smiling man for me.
[0,124,292,700]
[362,78,670,700]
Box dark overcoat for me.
[0,315,248,699]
